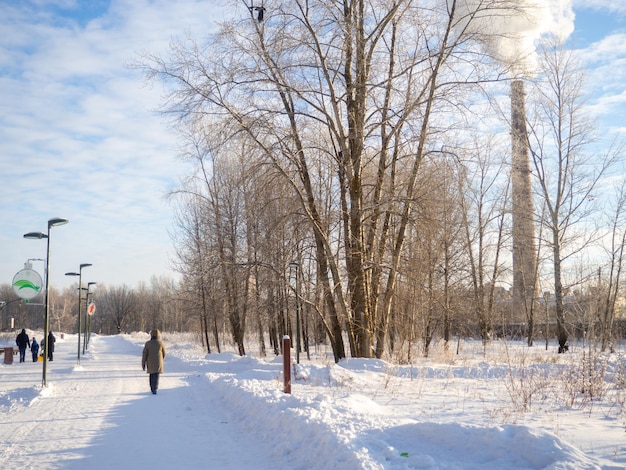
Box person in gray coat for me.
[142,329,167,394]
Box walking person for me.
[15,329,30,363]
[142,329,166,395]
[47,331,56,361]
[31,337,40,362]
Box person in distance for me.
[142,329,167,395]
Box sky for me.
[0,0,625,292]
[0,332,623,468]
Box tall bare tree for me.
[598,181,626,352]
[527,41,619,352]
[140,0,537,360]
[100,285,137,334]
[458,140,509,346]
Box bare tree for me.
[139,0,538,360]
[458,139,509,346]
[598,181,626,351]
[527,40,619,352]
[171,188,221,353]
[100,285,137,334]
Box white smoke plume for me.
[452,0,575,76]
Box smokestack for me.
[510,80,537,335]
[449,0,574,345]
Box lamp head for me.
[24,232,48,240]
[65,272,80,277]
[80,263,93,269]
[48,217,69,228]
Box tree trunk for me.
[552,232,568,353]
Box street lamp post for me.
[65,263,92,365]
[83,282,96,354]
[289,261,300,364]
[24,217,69,387]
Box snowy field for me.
[0,331,624,469]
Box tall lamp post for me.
[24,217,69,387]
[65,263,92,365]
[83,282,96,354]
[289,261,300,364]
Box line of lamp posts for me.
[25,218,300,390]
[24,217,96,387]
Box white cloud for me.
[0,0,236,290]
[576,33,626,136]
[452,0,575,75]
[0,0,622,292]
[573,0,626,15]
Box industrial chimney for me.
[510,79,537,344]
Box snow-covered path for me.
[0,335,279,469]
[1,333,623,469]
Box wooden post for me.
[283,336,291,394]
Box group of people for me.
[16,326,164,396]
[15,329,56,363]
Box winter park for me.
[2,1,626,469]
[0,330,625,469]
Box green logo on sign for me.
[12,269,44,300]
[13,279,41,292]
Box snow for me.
[0,333,624,469]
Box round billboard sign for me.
[12,269,44,300]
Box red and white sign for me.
[87,303,96,315]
